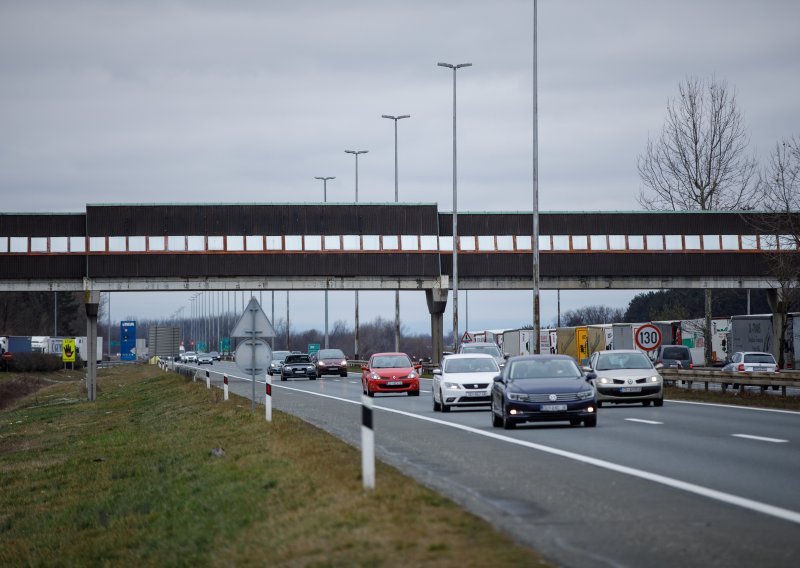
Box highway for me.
[182,361,800,568]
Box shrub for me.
[7,353,83,372]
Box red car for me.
[361,352,421,397]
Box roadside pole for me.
[361,394,375,490]
[232,297,275,414]
[223,375,229,401]
[265,379,272,422]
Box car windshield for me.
[509,359,581,379]
[285,355,311,364]
[372,355,412,368]
[744,354,776,364]
[596,352,653,371]
[317,349,345,359]
[444,357,499,373]
[271,351,290,361]
[461,344,502,357]
[662,347,690,359]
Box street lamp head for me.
[437,62,454,68]
[381,114,411,121]
[345,150,368,155]
[314,176,335,181]
[438,62,472,69]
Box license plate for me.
[465,391,486,397]
[386,381,403,386]
[754,367,768,371]
[541,404,567,411]
[294,369,303,374]
[621,387,641,393]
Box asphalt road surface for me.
[181,362,800,568]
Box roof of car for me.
[595,349,648,355]
[443,353,495,359]
[508,354,574,361]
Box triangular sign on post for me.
[231,298,276,338]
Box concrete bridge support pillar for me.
[84,290,100,401]
[426,288,448,367]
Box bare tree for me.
[637,76,758,210]
[753,137,800,367]
[638,76,758,365]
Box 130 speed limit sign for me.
[634,324,662,351]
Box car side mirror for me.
[655,363,664,370]
[504,353,509,359]
[414,363,422,371]
[493,375,504,383]
[361,365,368,371]
[582,366,592,372]
[585,371,597,381]
[433,369,441,376]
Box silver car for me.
[586,349,663,407]
[722,352,779,373]
[458,341,508,369]
[268,350,292,376]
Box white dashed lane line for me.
[732,434,789,444]
[625,418,664,425]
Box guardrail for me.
[660,368,800,396]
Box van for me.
[653,345,693,369]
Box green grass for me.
[0,366,549,567]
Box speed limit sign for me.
[635,324,662,351]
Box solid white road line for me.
[667,399,800,415]
[732,434,789,443]
[220,371,800,526]
[625,418,664,425]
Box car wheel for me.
[310,375,316,380]
[367,390,375,398]
[642,400,652,407]
[597,401,603,408]
[280,375,287,381]
[340,371,348,377]
[441,395,450,413]
[654,397,664,407]
[433,392,441,412]
[491,403,503,428]
[409,389,420,397]
[584,415,597,427]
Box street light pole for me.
[345,149,368,358]
[532,0,541,353]
[381,114,410,352]
[315,176,335,349]
[438,61,471,353]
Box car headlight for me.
[507,392,527,401]
[576,389,594,400]
[340,359,347,365]
[598,377,612,384]
[308,366,315,371]
[650,376,660,382]
[370,372,380,380]
[443,382,463,390]
[408,371,418,379]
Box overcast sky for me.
[2,1,799,338]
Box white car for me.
[182,351,197,363]
[197,353,214,365]
[586,349,664,407]
[722,352,779,373]
[432,353,500,412]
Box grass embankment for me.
[0,366,548,567]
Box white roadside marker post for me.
[223,375,229,401]
[361,394,375,490]
[206,369,210,389]
[265,378,272,422]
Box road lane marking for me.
[219,371,800,526]
[732,434,789,443]
[625,418,663,425]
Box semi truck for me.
[556,326,589,363]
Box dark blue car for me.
[490,355,598,429]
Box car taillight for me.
[737,363,744,371]
[689,362,693,369]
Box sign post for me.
[232,297,276,414]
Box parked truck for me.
[587,324,613,356]
[556,326,589,363]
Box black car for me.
[280,354,317,381]
[490,355,598,429]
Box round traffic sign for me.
[634,324,662,351]
[234,339,272,374]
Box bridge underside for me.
[0,275,778,292]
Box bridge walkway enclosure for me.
[1,203,797,372]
